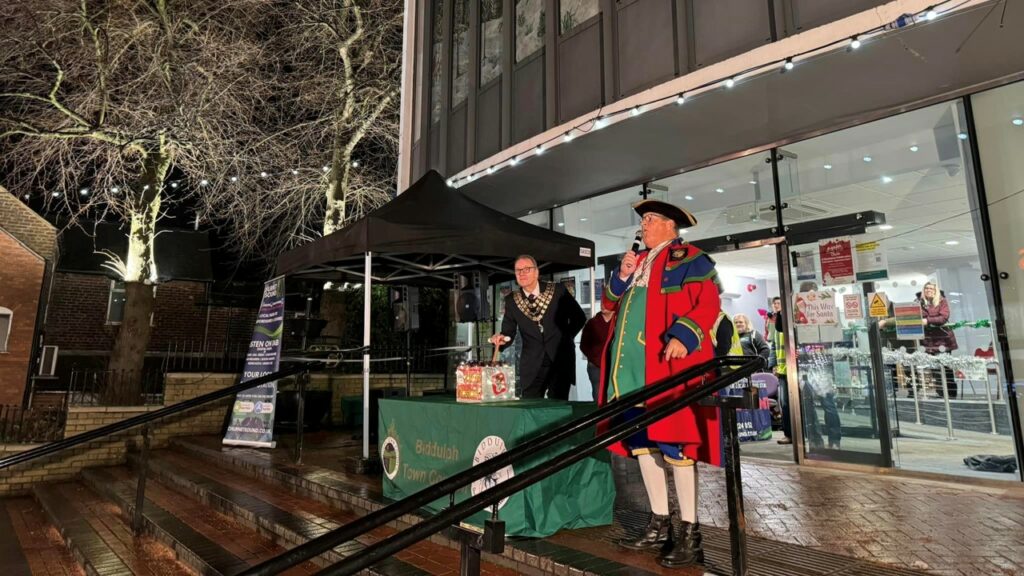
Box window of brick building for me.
[0,307,11,353]
[106,281,127,324]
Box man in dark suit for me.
[489,255,586,400]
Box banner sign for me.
[819,237,856,286]
[223,277,285,447]
[894,301,925,340]
[855,241,889,281]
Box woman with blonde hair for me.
[917,281,958,398]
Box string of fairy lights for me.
[446,0,974,189]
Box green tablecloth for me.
[378,397,614,537]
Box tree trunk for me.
[106,146,170,403]
[105,281,156,403]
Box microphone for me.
[630,230,642,253]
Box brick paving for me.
[178,432,1024,576]
[2,498,84,576]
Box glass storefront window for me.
[560,0,599,34]
[430,0,445,124]
[779,100,1016,476]
[515,0,544,63]
[451,0,469,107]
[971,80,1024,476]
[481,0,502,86]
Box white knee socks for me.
[636,453,670,516]
[672,463,698,524]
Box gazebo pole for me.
[363,251,372,461]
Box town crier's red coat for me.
[597,239,723,466]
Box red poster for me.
[818,237,856,286]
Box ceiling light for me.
[850,37,862,50]
[748,180,757,185]
[724,78,735,88]
[958,132,968,140]
[557,222,565,227]
[823,164,833,170]
[580,217,588,222]
[676,94,685,105]
[1012,118,1023,127]
[863,156,873,163]
[684,195,694,201]
[909,145,919,152]
[878,224,893,231]
[715,188,724,193]
[678,228,688,235]
[944,240,959,246]
[882,176,893,183]
[783,59,794,71]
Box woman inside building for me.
[918,281,958,398]
[733,313,770,367]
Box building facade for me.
[398,0,1024,482]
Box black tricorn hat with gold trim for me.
[632,199,698,229]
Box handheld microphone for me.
[630,230,642,253]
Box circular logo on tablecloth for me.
[381,436,400,480]
[471,435,515,510]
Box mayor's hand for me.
[664,339,688,361]
[489,334,511,346]
[619,251,638,280]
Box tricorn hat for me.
[632,199,698,228]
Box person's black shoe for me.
[618,513,672,551]
[660,521,704,567]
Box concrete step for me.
[80,466,317,576]
[0,496,84,576]
[32,481,195,576]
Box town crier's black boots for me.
[659,521,704,567]
[618,513,672,551]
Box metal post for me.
[984,366,998,435]
[721,406,748,576]
[940,369,955,440]
[295,371,308,464]
[912,367,922,425]
[363,252,372,461]
[133,424,151,535]
[459,540,481,576]
[406,325,413,397]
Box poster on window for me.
[819,237,856,286]
[793,291,839,326]
[223,277,285,448]
[794,249,817,282]
[894,301,925,340]
[843,293,864,320]
[855,241,889,281]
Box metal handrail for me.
[0,359,330,471]
[242,355,766,576]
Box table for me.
[378,397,614,537]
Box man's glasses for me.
[641,213,670,224]
[514,267,537,275]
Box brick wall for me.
[0,372,235,496]
[45,273,256,354]
[0,190,57,259]
[0,231,46,406]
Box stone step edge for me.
[168,439,575,576]
[80,467,232,576]
[32,483,133,576]
[127,453,385,574]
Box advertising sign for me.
[855,241,889,281]
[793,291,839,326]
[894,301,925,340]
[819,237,856,286]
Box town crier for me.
[599,199,722,568]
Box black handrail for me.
[315,356,764,576]
[0,360,325,471]
[241,355,765,576]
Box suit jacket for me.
[500,282,586,389]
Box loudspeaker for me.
[391,287,420,332]
[455,272,489,322]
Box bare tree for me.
[197,0,404,260]
[0,0,283,387]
